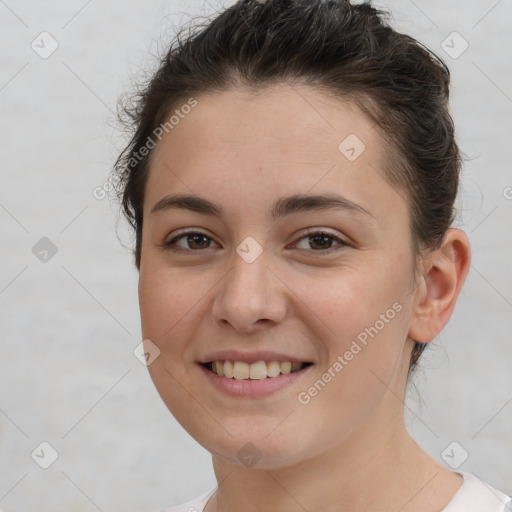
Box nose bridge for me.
[212,240,285,331]
[227,242,271,307]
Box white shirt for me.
[158,473,511,512]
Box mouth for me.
[202,360,314,380]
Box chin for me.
[211,442,307,471]
[193,420,310,470]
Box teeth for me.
[224,360,234,378]
[249,361,267,380]
[209,360,307,379]
[233,361,249,380]
[291,362,302,372]
[280,361,291,374]
[267,360,281,377]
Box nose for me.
[211,247,287,334]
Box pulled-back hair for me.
[112,0,461,374]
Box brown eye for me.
[164,231,217,252]
[293,231,347,253]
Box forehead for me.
[154,84,381,163]
[144,84,406,227]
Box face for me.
[138,84,420,469]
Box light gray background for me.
[1,0,511,510]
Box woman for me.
[113,1,511,510]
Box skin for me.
[138,84,471,512]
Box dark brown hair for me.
[112,0,461,374]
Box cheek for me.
[299,262,412,398]
[138,262,209,341]
[138,265,208,421]
[296,303,409,444]
[303,264,408,343]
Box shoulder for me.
[153,486,217,512]
[442,472,511,512]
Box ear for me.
[408,229,471,343]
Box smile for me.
[205,360,313,380]
[199,359,314,398]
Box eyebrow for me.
[150,193,374,220]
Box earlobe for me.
[408,229,471,343]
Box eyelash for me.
[162,230,349,255]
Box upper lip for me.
[197,350,313,365]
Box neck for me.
[205,417,461,512]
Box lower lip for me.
[198,363,313,398]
